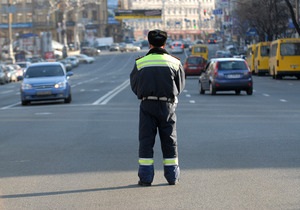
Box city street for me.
[0,50,300,210]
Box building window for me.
[1,14,8,23]
[92,10,97,21]
[16,13,23,23]
[27,13,32,22]
[37,13,46,22]
[82,11,88,18]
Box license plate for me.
[189,67,198,69]
[36,91,51,96]
[227,74,241,78]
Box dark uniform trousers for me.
[138,99,180,184]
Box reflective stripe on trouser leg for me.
[163,158,180,183]
[138,158,154,184]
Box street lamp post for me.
[296,0,299,38]
[8,0,15,64]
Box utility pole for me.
[296,0,299,38]
[8,0,15,63]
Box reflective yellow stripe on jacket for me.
[136,54,181,71]
[139,158,154,166]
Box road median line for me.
[92,79,130,105]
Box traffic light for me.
[204,9,206,15]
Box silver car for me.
[170,41,184,54]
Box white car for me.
[15,61,31,74]
[65,56,80,67]
[170,41,184,54]
[74,54,95,64]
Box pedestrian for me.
[130,29,185,186]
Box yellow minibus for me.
[269,38,300,79]
[246,44,256,74]
[191,44,208,60]
[254,42,270,76]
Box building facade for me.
[126,0,216,41]
[0,0,107,53]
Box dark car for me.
[208,38,217,44]
[0,65,9,84]
[183,55,207,78]
[20,62,73,105]
[199,58,253,95]
[80,47,100,56]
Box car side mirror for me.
[66,71,73,78]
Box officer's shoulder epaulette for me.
[135,56,144,61]
[170,54,180,60]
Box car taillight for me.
[244,61,251,72]
[214,63,219,76]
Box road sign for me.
[213,9,223,15]
[5,5,16,14]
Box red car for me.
[183,55,207,78]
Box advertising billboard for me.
[108,0,120,25]
[115,10,162,20]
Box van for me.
[254,42,270,75]
[269,38,300,79]
[246,44,256,74]
[191,44,208,60]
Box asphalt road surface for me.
[0,48,300,210]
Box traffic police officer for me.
[130,29,185,186]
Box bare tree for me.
[284,0,300,36]
[234,0,290,41]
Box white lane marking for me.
[189,100,195,104]
[1,102,21,110]
[280,99,287,102]
[0,90,14,94]
[92,79,130,105]
[186,94,191,97]
[35,112,52,115]
[263,93,270,97]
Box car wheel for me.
[199,83,205,94]
[246,88,253,95]
[64,93,72,103]
[235,90,241,95]
[21,100,30,106]
[209,83,216,95]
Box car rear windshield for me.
[24,66,64,78]
[173,43,182,47]
[187,57,204,64]
[17,63,27,68]
[218,61,248,70]
[193,46,207,53]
